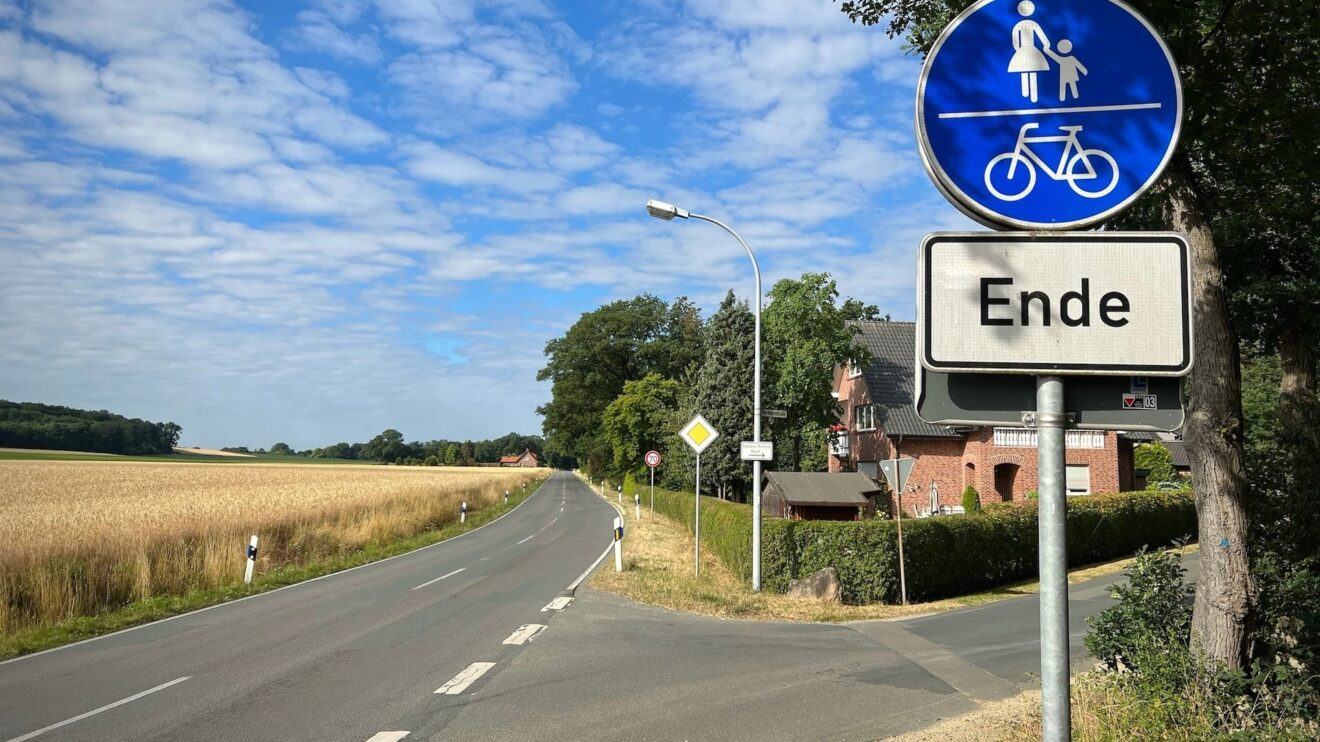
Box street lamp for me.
[645,198,765,592]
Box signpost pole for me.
[694,452,702,576]
[1036,375,1071,742]
[649,466,655,520]
[895,488,907,605]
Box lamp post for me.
[645,199,764,592]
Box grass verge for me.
[0,476,546,660]
[588,488,1198,622]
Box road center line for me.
[411,568,464,591]
[516,534,534,545]
[365,733,409,742]
[502,623,547,645]
[538,517,558,533]
[435,662,496,695]
[5,676,191,742]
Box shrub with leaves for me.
[961,485,980,513]
[1086,547,1193,673]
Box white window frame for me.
[855,404,876,432]
[992,428,1106,449]
[1066,465,1091,495]
[847,361,863,379]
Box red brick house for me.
[499,449,539,468]
[829,322,1139,515]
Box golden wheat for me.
[0,461,542,633]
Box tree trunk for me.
[1163,160,1255,670]
[792,432,802,472]
[1278,323,1319,449]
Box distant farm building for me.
[500,449,539,468]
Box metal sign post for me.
[916,2,1185,739]
[645,450,662,520]
[679,416,719,578]
[880,458,916,604]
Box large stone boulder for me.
[786,566,842,603]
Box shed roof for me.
[1164,440,1191,468]
[849,321,962,439]
[763,472,880,506]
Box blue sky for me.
[0,0,976,449]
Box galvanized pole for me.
[1036,375,1071,742]
[895,485,907,604]
[649,466,655,520]
[694,452,702,576]
[688,213,762,592]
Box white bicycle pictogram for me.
[983,122,1119,201]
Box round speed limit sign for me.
[644,450,662,468]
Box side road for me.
[432,542,1200,741]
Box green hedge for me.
[623,478,1196,605]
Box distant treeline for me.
[0,400,182,455]
[225,430,554,467]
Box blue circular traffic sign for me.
[917,0,1181,229]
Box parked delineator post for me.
[460,500,467,525]
[1036,376,1071,739]
[244,535,259,584]
[504,490,509,505]
[613,517,624,572]
[634,492,641,520]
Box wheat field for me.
[0,461,543,634]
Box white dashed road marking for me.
[365,733,409,742]
[435,662,496,695]
[516,534,534,545]
[411,568,464,591]
[502,624,547,646]
[541,596,573,612]
[5,676,191,742]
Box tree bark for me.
[1278,323,1319,449]
[1164,159,1255,670]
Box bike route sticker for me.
[917,0,1181,230]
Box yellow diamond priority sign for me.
[679,414,719,454]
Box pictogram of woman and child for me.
[1008,1,1086,103]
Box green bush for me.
[1134,442,1178,489]
[626,477,1198,605]
[961,485,981,513]
[1086,548,1193,672]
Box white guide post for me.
[460,500,467,525]
[243,535,258,584]
[613,516,624,572]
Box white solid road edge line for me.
[566,542,615,592]
[411,567,465,591]
[364,733,409,742]
[0,474,558,668]
[435,662,496,695]
[5,676,191,742]
[502,623,547,646]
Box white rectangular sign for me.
[918,233,1193,376]
[739,441,774,461]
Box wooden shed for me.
[761,472,881,521]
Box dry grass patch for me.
[0,461,542,634]
[590,493,1197,622]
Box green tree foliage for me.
[691,292,756,500]
[0,400,182,455]
[363,429,408,463]
[269,442,293,456]
[763,273,878,471]
[1133,443,1178,489]
[536,295,703,475]
[961,485,980,514]
[442,443,459,466]
[602,373,681,480]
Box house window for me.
[854,404,876,431]
[1066,465,1091,495]
[848,361,863,379]
[992,428,1106,449]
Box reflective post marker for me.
[617,484,622,504]
[244,535,258,584]
[634,492,641,521]
[1036,376,1071,742]
[504,489,509,505]
[613,517,624,572]
[460,500,467,525]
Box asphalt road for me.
[0,472,1197,741]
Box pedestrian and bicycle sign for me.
[917,0,1182,229]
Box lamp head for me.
[646,199,689,220]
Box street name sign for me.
[644,450,662,468]
[760,409,788,419]
[917,0,1181,230]
[918,232,1193,376]
[915,366,1185,431]
[739,441,774,462]
[679,415,719,455]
